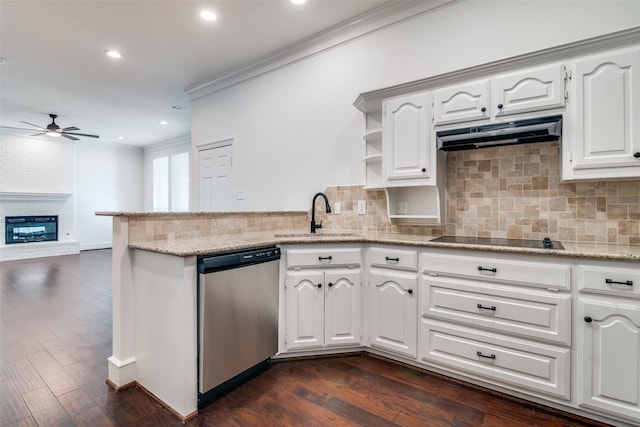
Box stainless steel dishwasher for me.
[197,246,280,408]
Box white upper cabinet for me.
[563,47,640,180]
[433,63,566,127]
[492,63,566,117]
[383,92,433,183]
[433,80,490,126]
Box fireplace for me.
[5,215,58,244]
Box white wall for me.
[75,142,143,250]
[191,0,640,211]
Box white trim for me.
[186,0,458,99]
[193,137,233,150]
[80,242,112,251]
[0,192,72,201]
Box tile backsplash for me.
[323,141,640,245]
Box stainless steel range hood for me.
[436,115,562,151]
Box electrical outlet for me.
[235,191,245,200]
[397,201,408,215]
[357,200,367,215]
[334,202,341,214]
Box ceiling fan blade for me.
[19,121,46,130]
[62,131,100,139]
[62,134,79,141]
[30,132,46,137]
[61,126,79,132]
[1,126,43,131]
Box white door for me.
[325,269,361,348]
[369,270,417,358]
[579,299,640,422]
[571,49,640,171]
[383,92,432,182]
[285,270,325,351]
[198,144,233,211]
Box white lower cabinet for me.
[367,247,418,359]
[419,250,572,400]
[577,260,640,424]
[421,319,570,399]
[369,269,417,358]
[285,268,361,351]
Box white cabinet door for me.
[566,49,640,178]
[433,79,490,126]
[492,63,566,117]
[285,270,324,351]
[369,270,417,358]
[383,92,432,182]
[579,298,640,423]
[325,269,361,347]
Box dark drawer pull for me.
[478,266,497,273]
[606,278,633,286]
[476,351,496,360]
[318,256,333,261]
[477,304,497,311]
[385,256,400,262]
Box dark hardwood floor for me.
[1,250,610,427]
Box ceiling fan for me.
[1,113,100,141]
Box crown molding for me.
[354,26,640,113]
[143,135,191,154]
[187,0,459,100]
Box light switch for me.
[357,200,367,215]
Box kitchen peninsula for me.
[98,210,640,426]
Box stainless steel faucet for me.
[310,192,331,233]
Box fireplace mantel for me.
[0,192,72,201]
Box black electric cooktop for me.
[431,236,564,250]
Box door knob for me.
[317,283,322,288]
[634,152,640,158]
[497,103,503,109]
[584,316,592,323]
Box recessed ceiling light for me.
[117,136,125,140]
[158,120,168,125]
[105,50,122,59]
[291,0,306,4]
[200,10,217,21]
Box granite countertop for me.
[128,230,640,262]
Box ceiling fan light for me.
[46,131,61,137]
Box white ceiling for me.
[0,0,395,147]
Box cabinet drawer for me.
[421,252,570,290]
[369,247,418,272]
[286,248,361,269]
[420,319,570,400]
[578,264,640,298]
[421,277,571,345]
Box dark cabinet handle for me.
[407,289,413,295]
[477,303,497,311]
[584,316,593,323]
[385,256,400,262]
[476,351,496,360]
[421,168,427,172]
[634,152,640,158]
[497,103,503,109]
[317,283,322,288]
[481,107,486,112]
[328,282,333,287]
[318,256,332,261]
[478,266,497,273]
[606,278,633,286]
